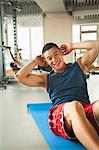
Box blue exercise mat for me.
[27,102,86,150]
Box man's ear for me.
[43,57,47,63]
[44,58,49,65]
[42,55,49,66]
[42,55,46,61]
[59,48,63,56]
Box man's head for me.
[42,43,65,72]
[42,43,59,54]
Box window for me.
[73,24,99,67]
[17,26,30,59]
[80,25,97,41]
[4,20,43,77]
[17,25,43,60]
[3,14,43,78]
[31,27,43,58]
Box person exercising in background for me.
[8,47,28,71]
[15,40,99,150]
[8,47,23,68]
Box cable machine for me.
[0,1,20,88]
[0,2,6,89]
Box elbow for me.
[87,40,96,50]
[15,72,29,83]
[15,73,21,82]
[15,72,23,82]
[90,40,98,49]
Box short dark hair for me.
[42,43,59,54]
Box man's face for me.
[43,47,64,71]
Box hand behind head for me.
[35,55,48,66]
[60,43,71,55]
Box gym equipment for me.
[90,67,99,75]
[27,102,86,150]
[0,79,7,89]
[34,65,52,73]
[0,1,19,83]
[0,5,7,89]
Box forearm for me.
[71,40,99,52]
[15,59,38,79]
[72,40,99,68]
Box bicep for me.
[15,74,47,87]
[82,50,97,65]
[77,49,98,72]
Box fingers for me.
[60,43,71,55]
[60,44,67,55]
[60,48,67,55]
[35,55,48,66]
[61,50,67,55]
[41,56,48,66]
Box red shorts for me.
[48,101,99,140]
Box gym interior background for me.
[0,0,99,150]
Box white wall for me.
[43,13,73,62]
[97,25,99,66]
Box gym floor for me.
[0,74,99,150]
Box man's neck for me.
[54,63,69,73]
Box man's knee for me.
[64,101,84,117]
[95,100,99,105]
[93,100,99,115]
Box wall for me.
[97,24,99,66]
[43,13,73,63]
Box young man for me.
[15,40,99,150]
